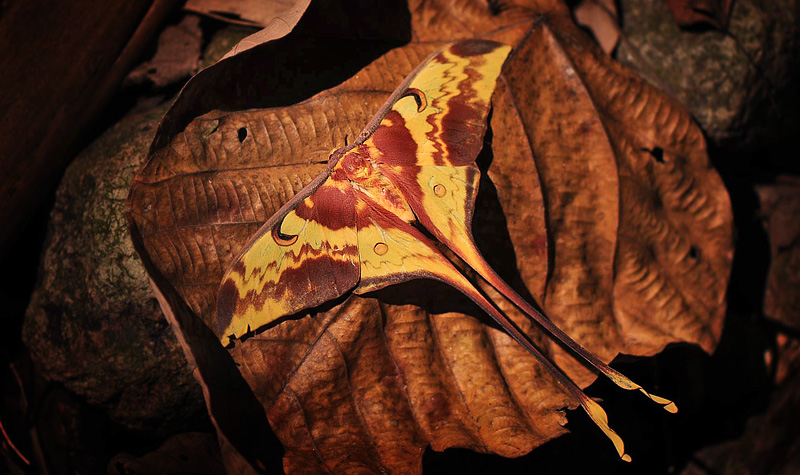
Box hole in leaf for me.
[209,10,245,21]
[487,0,505,15]
[689,246,699,259]
[642,146,665,163]
[238,127,247,142]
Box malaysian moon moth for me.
[217,39,676,462]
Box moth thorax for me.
[340,151,372,181]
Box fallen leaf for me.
[127,0,733,472]
[664,0,734,30]
[126,14,203,88]
[184,0,309,28]
[218,0,312,60]
[573,0,620,54]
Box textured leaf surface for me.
[127,0,733,472]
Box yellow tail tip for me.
[581,396,628,462]
[639,389,678,413]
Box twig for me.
[0,416,30,466]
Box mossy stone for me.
[617,0,800,150]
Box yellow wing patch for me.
[354,211,449,294]
[352,194,471,295]
[366,42,511,168]
[218,182,359,345]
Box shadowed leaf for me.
[184,0,310,29]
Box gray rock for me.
[23,23,257,432]
[616,0,800,149]
[23,103,206,431]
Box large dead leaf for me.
[127,0,733,472]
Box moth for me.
[217,39,675,462]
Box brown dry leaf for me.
[184,0,310,28]
[573,0,620,54]
[127,0,733,472]
[126,14,203,88]
[218,0,310,61]
[664,0,734,30]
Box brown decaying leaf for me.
[126,0,733,473]
[573,0,620,54]
[126,14,203,88]
[664,0,734,30]
[217,0,311,61]
[184,0,309,28]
